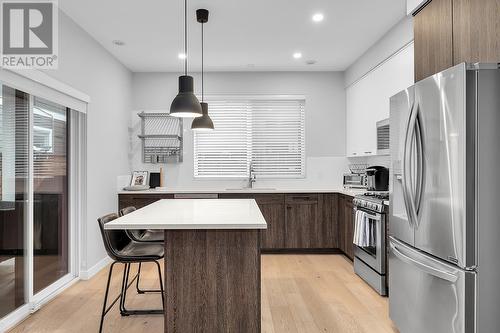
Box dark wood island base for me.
[164,229,261,333]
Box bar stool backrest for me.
[119,206,136,216]
[119,206,145,241]
[97,213,132,261]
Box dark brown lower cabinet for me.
[338,195,355,260]
[344,198,354,260]
[219,193,286,249]
[284,194,319,249]
[118,193,174,211]
[319,193,338,248]
[119,192,346,252]
[255,196,286,249]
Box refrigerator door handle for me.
[390,241,458,283]
[413,106,426,226]
[402,102,418,228]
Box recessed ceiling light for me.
[112,40,125,46]
[293,52,302,59]
[178,53,187,59]
[312,13,324,22]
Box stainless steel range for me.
[352,192,388,296]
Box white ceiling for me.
[59,0,407,72]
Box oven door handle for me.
[354,208,381,221]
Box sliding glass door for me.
[33,97,69,293]
[0,85,29,318]
[0,84,71,319]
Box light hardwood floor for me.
[9,255,398,333]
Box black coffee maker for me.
[365,166,389,191]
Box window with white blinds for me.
[194,97,305,178]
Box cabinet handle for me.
[364,151,372,154]
[292,196,311,201]
[352,152,357,156]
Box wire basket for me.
[138,112,183,163]
[348,163,368,174]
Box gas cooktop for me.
[361,191,389,200]
[353,191,389,213]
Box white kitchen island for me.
[105,199,267,333]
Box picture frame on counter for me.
[131,171,148,186]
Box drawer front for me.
[285,193,319,204]
[219,193,284,205]
[118,194,174,210]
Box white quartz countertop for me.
[104,199,268,230]
[118,187,366,197]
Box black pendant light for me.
[170,0,202,118]
[191,9,214,131]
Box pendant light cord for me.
[201,22,204,102]
[184,0,187,75]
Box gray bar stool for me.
[97,213,164,333]
[119,206,164,294]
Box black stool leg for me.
[119,263,131,316]
[136,262,144,294]
[135,262,162,294]
[99,262,117,333]
[154,260,165,310]
[120,261,164,315]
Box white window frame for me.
[193,95,306,179]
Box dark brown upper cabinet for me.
[453,0,500,64]
[414,0,500,82]
[414,0,454,82]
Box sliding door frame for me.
[0,69,88,332]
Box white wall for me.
[130,72,348,189]
[43,11,132,273]
[345,16,414,88]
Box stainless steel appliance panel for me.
[343,173,366,189]
[413,64,469,268]
[389,88,415,246]
[354,257,387,296]
[389,237,475,333]
[475,66,500,332]
[354,207,385,274]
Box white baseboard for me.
[79,256,112,280]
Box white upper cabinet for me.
[406,0,429,15]
[346,42,414,158]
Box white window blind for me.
[194,97,305,178]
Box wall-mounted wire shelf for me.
[138,112,183,163]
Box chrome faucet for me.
[248,164,256,189]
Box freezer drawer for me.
[389,237,475,333]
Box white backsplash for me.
[119,156,349,191]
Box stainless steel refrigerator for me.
[389,63,500,333]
